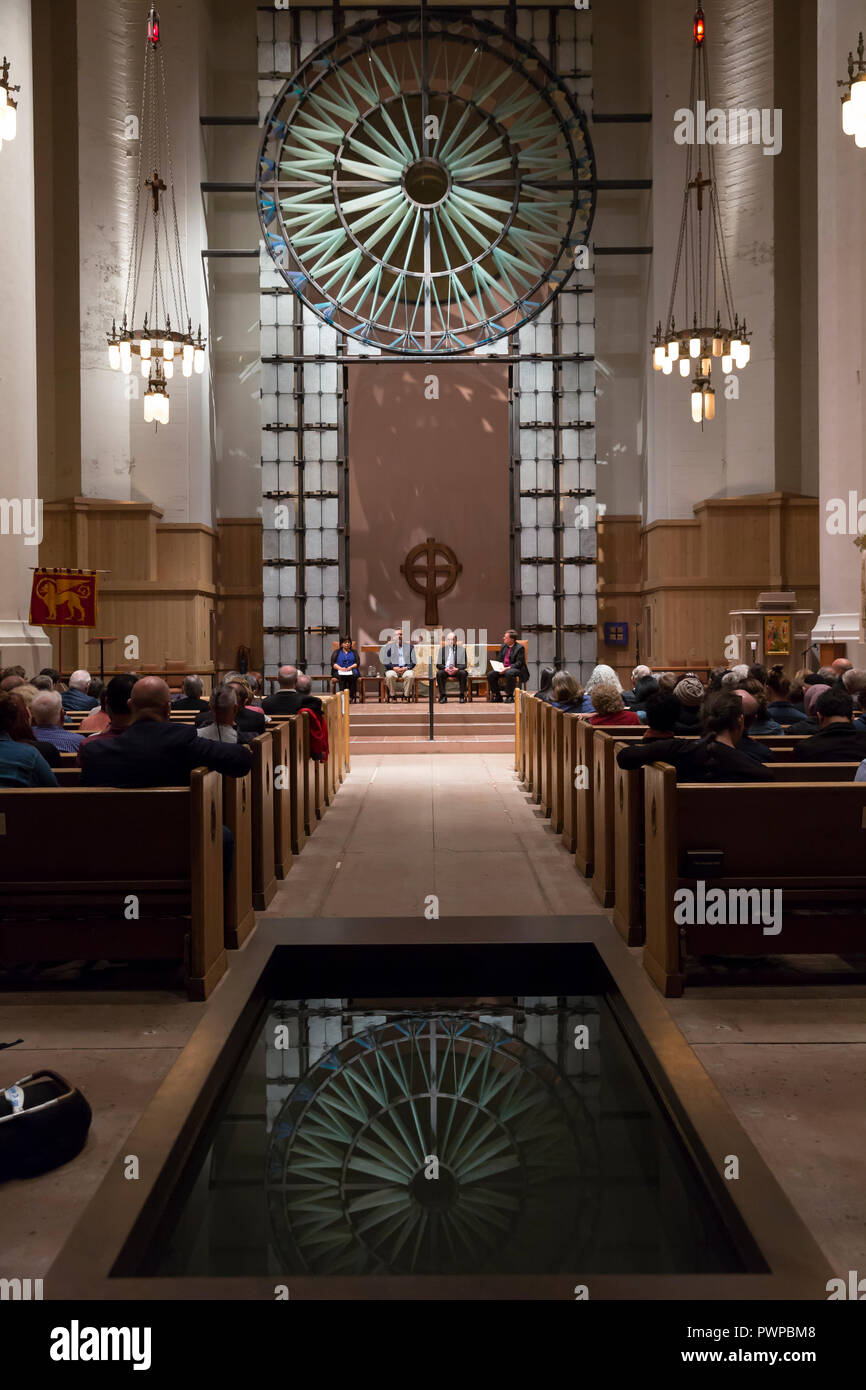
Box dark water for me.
[149,995,746,1277]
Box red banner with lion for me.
[29,569,97,627]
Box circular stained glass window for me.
[265,1014,598,1276]
[257,12,596,354]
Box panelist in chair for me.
[487,630,528,703]
[436,631,468,703]
[382,629,416,701]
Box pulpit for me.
[728,593,816,677]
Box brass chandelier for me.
[651,5,751,424]
[106,4,205,426]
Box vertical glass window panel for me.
[520,565,538,596]
[260,295,277,328]
[581,594,598,627]
[263,567,279,599]
[305,499,322,530]
[276,295,294,328]
[305,567,323,598]
[322,431,338,462]
[260,326,277,359]
[278,529,297,562]
[534,324,553,357]
[303,364,321,394]
[519,361,537,393]
[321,394,338,425]
[521,596,538,625]
[262,531,280,563]
[578,324,596,358]
[261,464,278,494]
[305,530,322,560]
[537,498,555,529]
[263,597,280,627]
[538,595,555,627]
[305,394,321,425]
[535,459,554,491]
[537,564,555,595]
[277,435,297,463]
[322,529,339,560]
[323,567,340,598]
[263,635,281,668]
[322,362,338,394]
[321,461,338,492]
[560,292,579,326]
[578,293,595,326]
[519,497,538,529]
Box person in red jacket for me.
[587,683,641,726]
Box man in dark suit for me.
[436,631,468,703]
[80,677,252,788]
[487,630,528,703]
[793,689,866,762]
[262,665,323,717]
[172,674,210,712]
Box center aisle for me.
[263,754,603,919]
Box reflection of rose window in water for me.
[257,13,595,354]
[265,1015,599,1276]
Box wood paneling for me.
[215,518,263,674]
[597,493,819,678]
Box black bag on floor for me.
[0,1071,92,1180]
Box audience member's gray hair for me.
[296,673,312,695]
[183,674,203,698]
[30,690,63,726]
[32,674,54,691]
[842,668,866,695]
[720,670,741,688]
[585,663,622,694]
[817,667,836,683]
[210,683,238,718]
[728,664,749,682]
[277,665,298,690]
[68,669,91,691]
[632,664,651,683]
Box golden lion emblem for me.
[35,576,91,622]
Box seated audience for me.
[228,677,266,733]
[198,684,245,743]
[800,682,831,730]
[262,665,324,716]
[549,671,586,714]
[334,637,361,702]
[486,630,527,703]
[5,692,61,768]
[747,662,769,684]
[31,673,55,692]
[80,677,252,787]
[616,694,692,769]
[12,683,38,711]
[679,691,773,783]
[435,632,468,703]
[793,689,866,762]
[87,677,105,703]
[61,669,99,712]
[671,676,704,732]
[732,689,773,762]
[622,665,652,709]
[655,671,679,695]
[0,674,26,693]
[741,679,783,736]
[831,657,853,680]
[580,664,623,713]
[172,674,210,712]
[30,691,86,753]
[0,691,58,786]
[706,666,727,692]
[766,666,809,725]
[81,673,137,742]
[587,683,640,725]
[632,674,660,710]
[535,666,556,704]
[38,667,62,690]
[78,687,110,735]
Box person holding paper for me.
[487,630,528,702]
[436,631,468,702]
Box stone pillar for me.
[813,0,866,662]
[0,0,51,672]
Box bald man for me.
[80,676,252,787]
[262,664,322,716]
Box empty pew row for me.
[1,695,350,998]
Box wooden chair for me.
[0,771,226,999]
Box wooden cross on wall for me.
[146,169,167,213]
[689,167,712,212]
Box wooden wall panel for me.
[597,493,820,679]
[215,518,263,675]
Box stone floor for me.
[1,753,864,1283]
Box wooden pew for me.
[613,755,864,947]
[269,720,293,881]
[561,713,581,853]
[222,771,256,949]
[0,771,226,1000]
[643,763,866,996]
[250,732,277,910]
[538,700,553,817]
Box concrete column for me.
[0,0,51,671]
[813,0,866,662]
[646,0,777,522]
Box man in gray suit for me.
[436,631,468,703]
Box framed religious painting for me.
[763,614,791,657]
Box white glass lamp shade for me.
[108,342,121,371]
[703,387,716,421]
[163,358,174,380]
[721,353,733,373]
[691,389,703,423]
[852,74,866,110]
[689,336,701,359]
[0,83,7,111]
[163,338,175,362]
[140,336,152,360]
[193,346,205,374]
[1,104,16,142]
[141,357,151,378]
[653,344,666,370]
[679,358,691,377]
[843,93,857,136]
[856,121,866,148]
[120,340,132,374]
[661,357,673,376]
[182,355,193,378]
[667,338,680,361]
[143,392,155,423]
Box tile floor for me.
[1,754,863,1283]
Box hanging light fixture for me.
[839,33,866,145]
[107,5,205,427]
[650,5,751,425]
[0,56,20,152]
